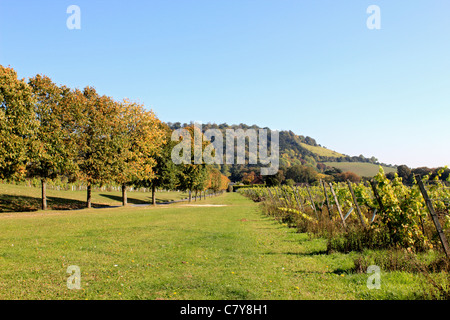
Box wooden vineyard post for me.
[347,180,367,229]
[370,179,389,226]
[370,179,385,214]
[260,188,266,201]
[271,188,278,205]
[292,186,304,211]
[321,180,333,220]
[295,187,304,211]
[287,188,295,208]
[329,183,346,228]
[273,188,283,207]
[282,187,292,208]
[267,188,275,205]
[306,184,318,219]
[417,178,450,258]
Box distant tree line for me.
[390,165,449,185]
[231,164,362,187]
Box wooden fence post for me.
[292,186,304,211]
[267,188,274,203]
[273,188,282,206]
[347,180,367,229]
[370,179,385,214]
[329,183,346,228]
[306,184,318,219]
[321,179,333,220]
[263,188,269,201]
[295,187,305,210]
[417,178,450,258]
[281,187,292,208]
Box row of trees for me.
[236,164,362,187]
[240,163,449,188]
[394,165,450,185]
[0,65,229,209]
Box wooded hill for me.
[167,122,396,181]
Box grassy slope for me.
[0,192,425,299]
[299,143,344,158]
[0,183,189,212]
[297,143,396,177]
[324,162,397,177]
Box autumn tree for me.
[242,171,256,185]
[141,123,180,205]
[335,171,361,183]
[397,164,413,185]
[173,124,210,202]
[219,173,230,191]
[285,164,318,184]
[72,87,124,208]
[206,168,221,192]
[129,121,178,206]
[205,167,230,193]
[182,164,209,201]
[0,65,37,180]
[113,99,165,206]
[27,74,77,210]
[263,169,285,186]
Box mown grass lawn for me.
[0,192,428,300]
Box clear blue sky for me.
[1,0,449,168]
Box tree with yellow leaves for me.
[0,65,37,180]
[113,99,166,205]
[27,74,78,210]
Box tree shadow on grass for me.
[99,194,184,205]
[292,268,351,275]
[0,194,112,212]
[285,250,329,256]
[0,194,39,212]
[47,196,110,210]
[99,194,150,205]
[263,250,328,257]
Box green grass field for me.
[324,162,397,177]
[0,188,431,300]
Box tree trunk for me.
[195,190,198,201]
[41,179,47,210]
[122,184,127,206]
[189,190,192,202]
[87,184,92,208]
[152,185,156,206]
